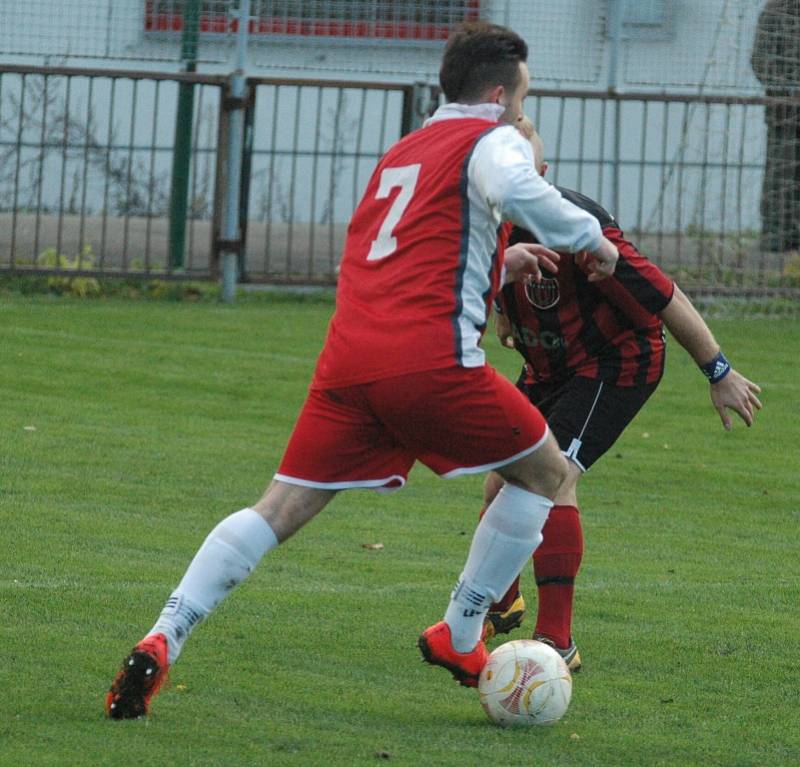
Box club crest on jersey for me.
[524,276,560,310]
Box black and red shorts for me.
[518,372,659,472]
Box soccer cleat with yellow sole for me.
[483,593,526,639]
[533,633,582,673]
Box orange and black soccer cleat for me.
[418,621,489,688]
[105,633,170,719]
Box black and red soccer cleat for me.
[418,621,488,688]
[105,633,170,719]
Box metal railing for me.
[239,76,417,283]
[1,64,798,310]
[0,65,226,278]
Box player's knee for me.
[497,442,568,499]
[554,461,581,505]
[483,471,505,507]
[539,452,569,498]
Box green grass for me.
[1,294,798,767]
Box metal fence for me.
[0,66,226,277]
[0,64,421,282]
[0,1,766,92]
[3,62,799,307]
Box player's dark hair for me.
[439,22,528,103]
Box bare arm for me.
[660,285,762,429]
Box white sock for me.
[444,484,553,652]
[149,508,278,664]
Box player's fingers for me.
[746,379,762,394]
[718,406,732,431]
[519,243,560,263]
[537,254,560,274]
[749,391,763,410]
[737,403,754,427]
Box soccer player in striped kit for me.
[482,119,763,669]
[106,23,621,718]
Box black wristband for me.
[699,351,731,384]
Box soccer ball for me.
[478,639,572,727]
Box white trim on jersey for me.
[424,102,505,126]
[273,472,407,493]
[442,105,602,369]
[439,426,551,479]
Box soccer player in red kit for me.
[482,120,762,669]
[105,24,621,719]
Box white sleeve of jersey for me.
[470,125,603,253]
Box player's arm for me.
[660,285,763,430]
[472,127,618,279]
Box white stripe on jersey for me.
[427,104,602,370]
[454,132,505,367]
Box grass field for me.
[1,292,798,767]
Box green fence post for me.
[168,0,201,271]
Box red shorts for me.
[276,365,549,491]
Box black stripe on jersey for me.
[574,277,623,384]
[612,252,673,315]
[539,288,569,380]
[556,186,616,228]
[452,124,506,365]
[633,331,653,386]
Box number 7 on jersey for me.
[366,164,421,261]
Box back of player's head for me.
[439,22,528,104]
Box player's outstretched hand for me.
[710,369,763,430]
[577,236,619,282]
[504,243,560,285]
[494,311,515,348]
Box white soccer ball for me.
[478,639,572,727]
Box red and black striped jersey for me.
[498,187,675,387]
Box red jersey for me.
[499,188,674,387]
[313,117,508,388]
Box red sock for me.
[533,505,583,649]
[478,504,522,612]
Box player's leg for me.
[148,481,335,664]
[528,376,659,666]
[107,385,413,718]
[480,471,527,638]
[105,482,335,720]
[435,429,566,653]
[419,433,566,686]
[531,462,584,670]
[375,365,567,685]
